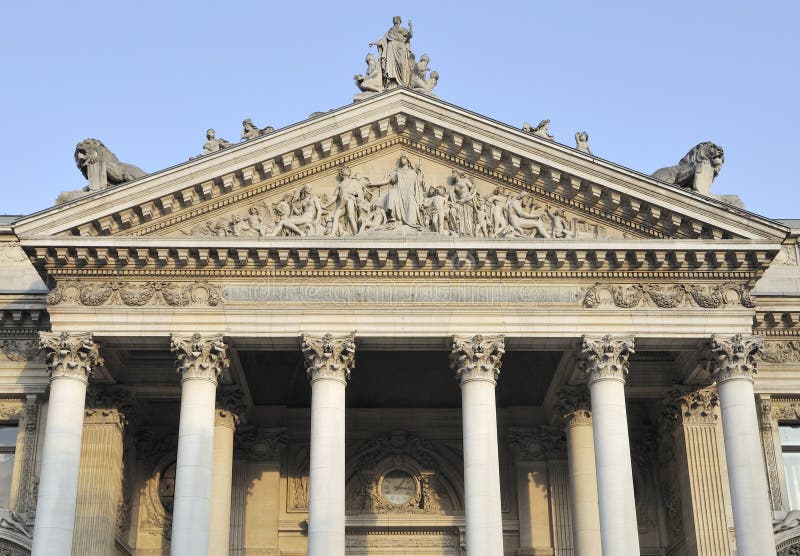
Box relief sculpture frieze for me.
[182,159,617,240]
[582,282,756,309]
[46,281,222,307]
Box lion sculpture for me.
[56,139,146,204]
[651,142,724,195]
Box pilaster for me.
[661,385,731,555]
[72,387,136,556]
[209,389,246,556]
[555,388,600,556]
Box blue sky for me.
[1,0,797,218]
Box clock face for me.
[380,469,416,505]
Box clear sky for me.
[1,0,797,219]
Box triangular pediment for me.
[13,89,787,244]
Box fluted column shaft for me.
[451,335,505,555]
[706,334,774,556]
[578,335,640,556]
[302,333,356,556]
[170,333,229,556]
[209,390,244,556]
[32,332,102,556]
[557,389,601,556]
[72,389,134,555]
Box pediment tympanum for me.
[171,147,629,241]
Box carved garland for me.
[46,281,222,307]
[582,282,755,309]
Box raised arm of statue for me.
[407,20,413,38]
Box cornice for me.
[19,237,780,279]
[13,90,788,243]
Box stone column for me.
[32,332,102,555]
[577,334,640,556]
[169,333,229,556]
[302,333,356,556]
[705,334,774,556]
[555,389,602,556]
[209,389,245,556]
[72,388,135,555]
[450,334,505,555]
[661,385,731,555]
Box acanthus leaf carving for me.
[450,334,504,385]
[704,333,763,383]
[170,333,229,383]
[553,387,592,428]
[577,334,634,383]
[39,332,103,381]
[302,332,356,383]
[507,426,566,461]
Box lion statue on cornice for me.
[74,138,146,186]
[652,141,724,195]
[56,139,146,205]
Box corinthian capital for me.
[170,333,229,384]
[450,334,505,385]
[705,333,763,383]
[39,331,103,382]
[661,384,719,432]
[577,334,635,384]
[301,332,356,383]
[554,387,592,428]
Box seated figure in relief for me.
[270,185,323,236]
[355,53,384,93]
[356,191,388,233]
[507,193,550,237]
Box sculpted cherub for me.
[410,54,438,95]
[354,53,383,93]
[421,185,449,233]
[574,131,592,154]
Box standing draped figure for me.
[371,16,414,88]
[368,155,425,228]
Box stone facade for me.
[1,32,799,554]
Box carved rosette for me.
[554,387,592,428]
[577,334,635,384]
[449,334,505,385]
[170,333,229,384]
[301,332,356,384]
[39,331,103,382]
[215,388,247,429]
[704,333,764,384]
